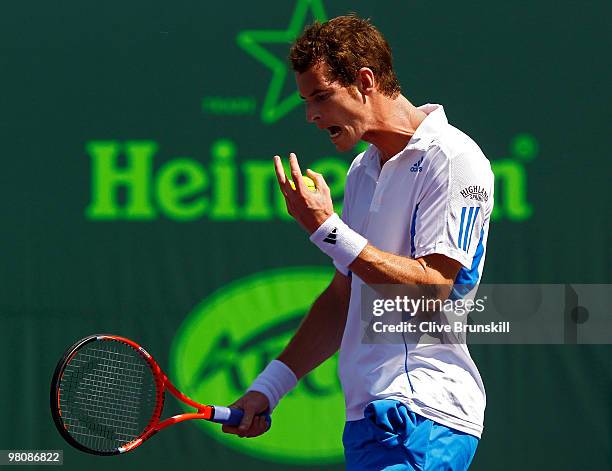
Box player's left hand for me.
[273,153,334,234]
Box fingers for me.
[273,155,290,195]
[256,416,268,434]
[305,168,329,194]
[247,416,269,437]
[221,415,268,438]
[220,397,246,434]
[239,408,255,433]
[274,153,310,199]
[288,153,305,193]
[221,392,271,438]
[237,410,270,437]
[275,153,329,202]
[221,424,239,434]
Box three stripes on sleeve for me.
[458,206,480,252]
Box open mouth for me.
[327,126,342,139]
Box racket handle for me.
[211,406,271,428]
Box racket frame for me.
[50,334,232,455]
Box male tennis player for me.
[223,15,494,470]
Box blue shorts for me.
[343,400,478,471]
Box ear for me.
[355,67,376,96]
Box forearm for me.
[277,273,350,379]
[308,214,459,300]
[350,244,428,285]
[349,245,460,300]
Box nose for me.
[306,102,320,123]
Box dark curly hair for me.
[290,14,401,98]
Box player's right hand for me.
[221,391,271,438]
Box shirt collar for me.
[361,103,448,177]
[404,103,448,152]
[363,146,381,180]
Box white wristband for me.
[309,213,368,268]
[247,360,298,411]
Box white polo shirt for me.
[335,104,494,438]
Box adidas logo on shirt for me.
[410,156,424,173]
[323,228,337,244]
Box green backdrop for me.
[1,0,610,469]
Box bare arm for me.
[222,269,350,437]
[350,248,461,300]
[277,269,351,379]
[273,154,461,300]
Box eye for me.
[316,93,330,102]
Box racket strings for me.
[59,340,158,452]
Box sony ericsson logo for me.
[169,267,345,464]
[410,156,424,173]
[460,185,489,202]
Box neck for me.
[362,95,428,164]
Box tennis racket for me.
[50,334,270,455]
